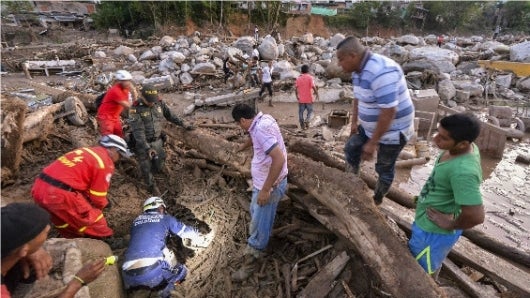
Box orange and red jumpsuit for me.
[32,146,115,238]
[97,83,130,137]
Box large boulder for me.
[397,35,420,46]
[409,47,459,65]
[516,77,530,91]
[139,49,158,61]
[259,36,279,60]
[300,33,314,44]
[158,58,177,73]
[330,33,345,48]
[437,79,456,101]
[452,80,484,97]
[234,36,255,56]
[180,72,193,85]
[379,44,409,64]
[325,57,351,81]
[159,35,176,49]
[113,45,134,57]
[192,62,216,74]
[402,60,441,74]
[174,37,189,50]
[510,41,530,62]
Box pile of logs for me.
[166,126,530,297]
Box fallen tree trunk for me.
[173,128,443,297]
[287,136,530,268]
[287,154,444,297]
[287,137,416,208]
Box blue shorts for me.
[408,222,462,274]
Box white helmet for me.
[99,134,133,158]
[143,196,166,212]
[114,70,132,81]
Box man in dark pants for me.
[128,85,194,195]
[337,36,415,205]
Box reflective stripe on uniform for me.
[83,147,105,169]
[414,245,434,274]
[55,223,69,229]
[56,213,105,233]
[89,189,107,196]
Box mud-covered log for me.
[288,153,444,297]
[23,103,63,130]
[174,130,443,296]
[1,97,27,179]
[287,138,416,208]
[165,128,251,177]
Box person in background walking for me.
[295,64,319,129]
[259,60,274,107]
[336,36,414,205]
[437,35,444,47]
[254,25,259,41]
[409,113,484,277]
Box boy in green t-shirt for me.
[409,113,485,275]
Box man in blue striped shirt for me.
[336,36,415,205]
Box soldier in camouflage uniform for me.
[128,85,194,195]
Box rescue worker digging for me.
[31,135,132,238]
[128,85,194,195]
[121,197,210,297]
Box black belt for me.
[39,173,77,192]
[123,261,159,277]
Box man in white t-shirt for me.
[259,60,274,107]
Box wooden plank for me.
[380,199,530,296]
[297,251,350,298]
[442,258,496,298]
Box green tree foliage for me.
[422,1,483,32]
[503,1,530,31]
[1,0,33,15]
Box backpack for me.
[94,92,106,111]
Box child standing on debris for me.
[409,113,484,276]
[259,60,274,107]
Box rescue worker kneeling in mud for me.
[121,197,209,297]
[128,85,194,195]
[32,134,133,238]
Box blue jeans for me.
[409,222,462,274]
[344,125,406,201]
[298,103,313,128]
[122,260,187,297]
[248,177,288,251]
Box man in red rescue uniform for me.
[97,70,136,137]
[32,135,132,238]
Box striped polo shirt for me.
[352,52,414,144]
